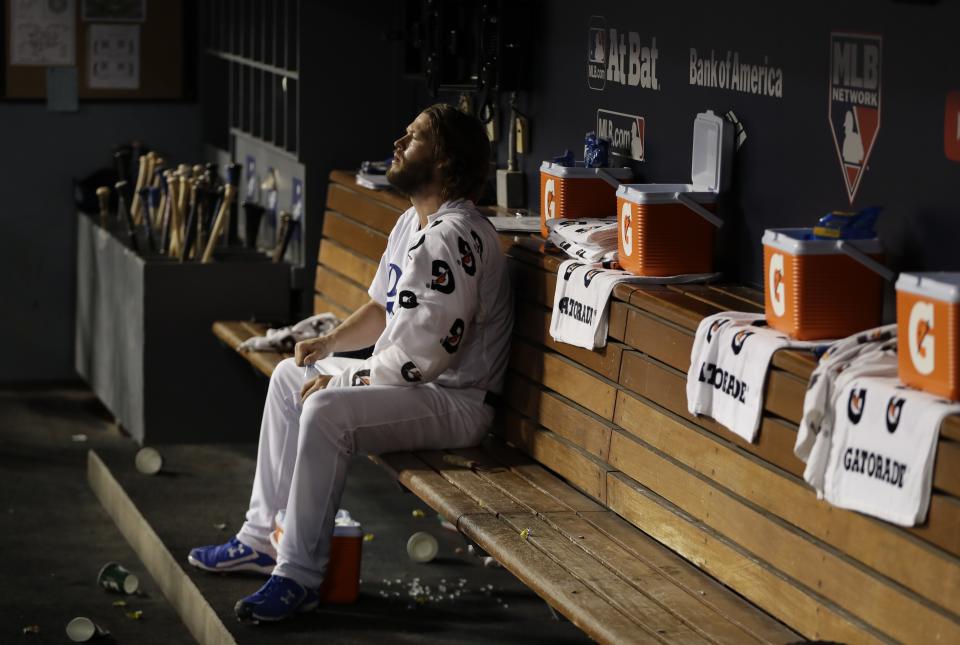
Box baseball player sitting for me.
[187,104,513,622]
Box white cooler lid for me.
[616,183,716,205]
[896,272,960,304]
[762,228,882,255]
[691,110,732,192]
[539,161,633,179]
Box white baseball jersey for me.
[327,199,513,393]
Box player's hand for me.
[295,334,337,367]
[300,374,332,404]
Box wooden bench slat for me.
[414,450,529,516]
[497,514,713,645]
[328,169,411,212]
[447,447,572,515]
[709,284,765,307]
[510,338,618,421]
[606,473,887,645]
[514,300,624,381]
[313,295,352,321]
[581,511,801,644]
[503,371,612,460]
[458,512,656,645]
[669,284,765,314]
[608,428,960,644]
[498,409,611,503]
[614,387,960,617]
[326,182,402,235]
[321,210,388,261]
[370,452,488,525]
[318,240,378,288]
[628,286,720,330]
[770,349,817,380]
[624,307,694,372]
[539,512,785,645]
[481,437,606,513]
[315,265,369,314]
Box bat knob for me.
[115,180,128,191]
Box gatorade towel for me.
[686,312,822,442]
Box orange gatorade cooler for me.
[273,509,363,604]
[896,272,960,400]
[539,162,632,236]
[762,229,885,340]
[615,110,732,276]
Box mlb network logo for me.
[828,32,882,204]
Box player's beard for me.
[387,154,436,197]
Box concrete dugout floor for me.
[1,388,590,644]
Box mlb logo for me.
[587,16,607,90]
[828,32,882,204]
[588,28,606,63]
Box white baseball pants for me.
[236,356,493,588]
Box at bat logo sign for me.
[457,237,476,276]
[768,252,786,317]
[847,387,867,424]
[597,109,645,162]
[351,369,371,387]
[908,300,935,375]
[429,260,455,294]
[586,15,660,92]
[441,319,465,354]
[829,32,882,204]
[730,330,755,355]
[707,318,731,343]
[885,396,905,433]
[401,361,422,382]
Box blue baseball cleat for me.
[235,575,320,622]
[188,537,276,575]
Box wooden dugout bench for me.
[214,171,960,644]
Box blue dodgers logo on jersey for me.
[441,318,465,353]
[385,263,403,315]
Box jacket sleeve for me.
[327,218,482,388]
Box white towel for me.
[547,217,618,245]
[236,313,340,353]
[547,230,617,262]
[795,325,898,489]
[686,313,822,442]
[550,260,718,350]
[819,375,960,525]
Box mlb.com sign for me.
[587,16,659,92]
[829,32,882,204]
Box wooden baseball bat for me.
[201,182,236,263]
[115,181,139,252]
[201,164,240,263]
[166,172,182,256]
[130,154,148,227]
[179,181,200,262]
[242,201,266,249]
[96,186,110,228]
[138,186,157,253]
[272,211,295,263]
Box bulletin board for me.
[4,0,185,99]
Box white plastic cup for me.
[134,447,163,475]
[406,531,439,563]
[65,617,108,642]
